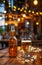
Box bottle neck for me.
[11,31,15,37]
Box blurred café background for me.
[0,0,42,48]
[0,0,42,65]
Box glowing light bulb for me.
[33,0,38,5]
[18,8,20,10]
[23,14,26,17]
[17,18,20,22]
[32,11,34,14]
[26,22,29,25]
[28,10,31,13]
[36,22,39,25]
[40,12,42,15]
[36,12,39,15]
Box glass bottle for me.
[9,31,17,57]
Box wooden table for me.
[0,46,42,65]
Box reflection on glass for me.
[21,40,32,54]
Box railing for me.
[0,39,8,49]
[32,40,42,47]
[0,39,42,49]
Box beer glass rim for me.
[21,40,32,42]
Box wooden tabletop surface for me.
[0,47,42,65]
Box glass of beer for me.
[21,39,32,54]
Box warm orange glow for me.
[25,3,29,7]
[9,36,17,57]
[9,15,12,18]
[21,18,24,23]
[7,20,12,24]
[17,46,21,51]
[11,48,14,51]
[15,23,18,27]
[25,16,31,19]
[5,16,7,18]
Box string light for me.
[40,12,42,15]
[9,15,12,18]
[13,6,16,9]
[17,18,20,22]
[18,8,20,10]
[33,0,38,5]
[21,7,24,10]
[3,0,41,24]
[3,0,5,3]
[20,9,23,12]
[36,22,39,25]
[22,14,26,17]
[36,12,39,15]
[28,10,31,13]
[24,10,26,13]
[13,9,16,11]
[32,11,34,14]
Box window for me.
[0,3,5,26]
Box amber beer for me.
[21,40,32,53]
[9,31,17,57]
